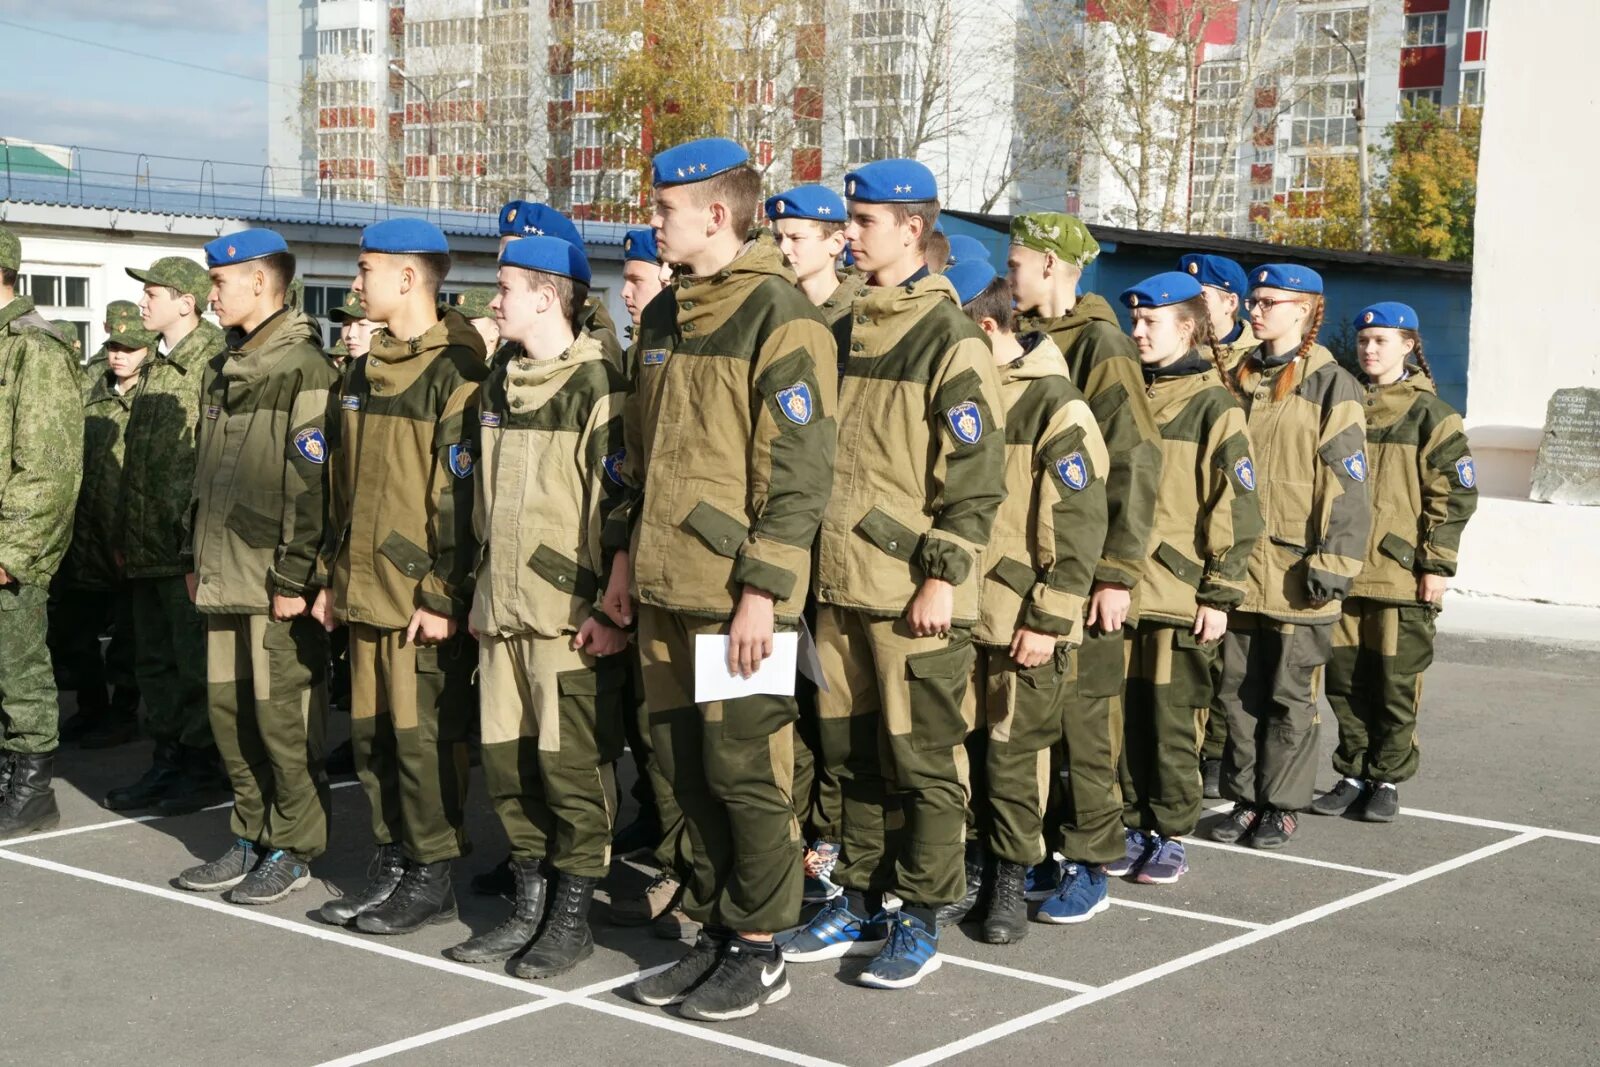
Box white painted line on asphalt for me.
[1107,897,1265,930]
[311,1001,563,1066]
[888,831,1545,1067]
[1181,836,1401,879]
[570,997,849,1067]
[0,779,364,849]
[941,954,1097,993]
[1397,806,1600,847]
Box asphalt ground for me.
[3,628,1598,1066]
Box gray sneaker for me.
[178,838,260,892]
[228,849,312,905]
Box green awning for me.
[1,145,70,178]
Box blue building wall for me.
[940,215,1473,414]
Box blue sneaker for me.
[779,896,886,962]
[1136,837,1188,885]
[1035,863,1110,924]
[1105,829,1157,878]
[802,840,843,904]
[1022,854,1063,901]
[857,911,941,989]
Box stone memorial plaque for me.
[1531,388,1600,504]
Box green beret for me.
[1009,212,1100,268]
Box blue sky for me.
[1,1,270,171]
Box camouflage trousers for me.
[1217,612,1331,813]
[1121,623,1218,838]
[0,582,59,754]
[1325,598,1436,785]
[971,643,1071,867]
[348,625,476,865]
[791,673,843,843]
[478,632,623,879]
[617,646,693,876]
[1044,625,1127,866]
[130,577,211,748]
[206,614,331,859]
[638,606,802,932]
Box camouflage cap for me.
[106,325,159,350]
[454,287,496,320]
[125,255,211,307]
[0,225,19,272]
[51,321,83,357]
[327,289,366,323]
[104,300,143,334]
[1009,212,1100,268]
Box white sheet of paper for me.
[694,633,799,703]
[797,617,828,693]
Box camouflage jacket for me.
[62,370,136,590]
[817,271,870,329]
[0,297,84,585]
[118,319,224,578]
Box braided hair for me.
[1240,294,1325,402]
[1174,294,1243,401]
[1397,327,1433,379]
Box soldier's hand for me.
[573,616,628,658]
[272,594,309,621]
[1009,627,1056,669]
[0,565,10,587]
[1086,582,1131,634]
[728,588,776,678]
[184,572,198,602]
[1418,573,1448,607]
[405,607,457,646]
[310,589,336,632]
[601,550,634,628]
[907,578,955,637]
[1193,605,1228,644]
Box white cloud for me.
[0,0,265,33]
[0,92,266,166]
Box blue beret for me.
[945,260,998,307]
[499,234,592,286]
[1179,253,1248,296]
[765,184,847,222]
[622,228,660,264]
[203,228,288,268]
[498,200,584,249]
[946,234,990,267]
[1249,262,1323,295]
[843,159,938,203]
[1120,271,1204,309]
[652,138,749,186]
[1355,301,1420,331]
[360,218,449,255]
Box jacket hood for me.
[678,234,797,289]
[854,271,962,318]
[1057,291,1121,329]
[1363,367,1438,396]
[220,309,323,382]
[506,332,607,388]
[1003,332,1071,384]
[370,307,487,365]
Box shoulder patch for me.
[480,411,502,427]
[205,404,221,421]
[642,348,668,366]
[1233,456,1256,491]
[294,427,328,464]
[447,442,474,479]
[341,394,361,411]
[1455,455,1476,489]
[1342,450,1367,483]
[602,448,626,486]
[946,400,984,445]
[775,382,814,425]
[1055,452,1089,491]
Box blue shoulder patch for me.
[340,395,361,411]
[1055,452,1088,490]
[1455,455,1476,489]
[946,400,983,445]
[1233,456,1256,491]
[205,404,221,421]
[642,348,668,366]
[775,382,814,425]
[480,411,502,427]
[293,427,328,464]
[1342,450,1367,483]
[601,448,626,486]
[448,442,474,479]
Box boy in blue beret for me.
[767,184,864,327]
[604,137,838,1021]
[494,200,623,372]
[620,227,671,339]
[945,233,991,268]
[784,158,1005,989]
[443,235,632,977]
[309,217,489,933]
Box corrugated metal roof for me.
[0,173,631,247]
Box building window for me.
[1290,82,1359,149]
[1400,87,1443,108]
[317,28,374,55]
[1461,69,1485,107]
[1466,0,1489,30]
[1293,9,1367,79]
[1404,12,1446,47]
[19,274,90,309]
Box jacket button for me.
[1146,387,1156,398]
[558,575,568,584]
[851,342,863,352]
[1255,390,1267,400]
[682,323,695,334]
[680,301,694,310]
[887,540,898,551]
[856,314,868,325]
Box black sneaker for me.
[178,838,260,892]
[1361,783,1399,823]
[630,928,729,1007]
[1251,808,1298,849]
[679,938,789,1022]
[981,861,1028,944]
[1201,758,1223,800]
[1311,778,1367,816]
[1210,803,1260,844]
[228,849,312,904]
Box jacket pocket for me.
[905,639,976,752]
[683,500,749,560]
[1153,542,1204,588]
[528,544,599,601]
[378,530,432,580]
[556,663,627,767]
[856,506,920,563]
[225,502,281,550]
[1378,532,1417,570]
[989,555,1038,597]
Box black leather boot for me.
[0,751,15,803]
[0,753,61,836]
[317,843,407,925]
[356,859,457,935]
[512,872,597,979]
[153,744,232,816]
[936,841,986,928]
[981,861,1029,944]
[446,858,547,963]
[104,740,184,811]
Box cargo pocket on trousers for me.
[1074,630,1126,699]
[905,639,976,752]
[683,501,750,559]
[225,502,282,549]
[261,618,323,686]
[377,530,433,581]
[1393,605,1437,676]
[557,665,627,767]
[722,691,799,742]
[1007,659,1064,751]
[1168,628,1217,708]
